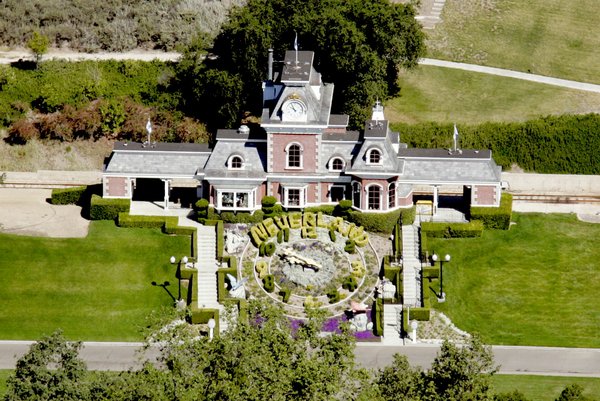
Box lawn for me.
[491,374,600,401]
[426,0,600,85]
[0,221,190,341]
[429,213,600,347]
[387,65,600,125]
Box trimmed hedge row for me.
[373,298,383,336]
[205,219,224,260]
[420,220,484,238]
[50,186,87,205]
[90,195,130,220]
[217,267,237,302]
[117,213,174,229]
[347,206,415,233]
[470,193,513,230]
[382,255,403,303]
[190,308,220,334]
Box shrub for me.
[304,205,336,215]
[421,220,484,238]
[264,241,276,257]
[261,195,277,217]
[470,192,513,230]
[263,274,275,293]
[342,275,358,292]
[195,198,209,221]
[334,200,353,218]
[279,288,291,303]
[89,194,130,220]
[344,239,356,254]
[373,298,383,336]
[190,308,220,334]
[392,223,402,257]
[326,288,340,303]
[347,209,402,233]
[409,307,430,321]
[329,228,336,242]
[283,227,290,242]
[277,230,283,243]
[117,213,166,228]
[422,266,439,279]
[217,267,237,302]
[50,186,86,205]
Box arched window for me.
[388,182,396,208]
[329,157,344,171]
[367,148,382,164]
[286,143,303,168]
[367,185,382,210]
[228,155,244,170]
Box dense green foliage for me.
[0,60,208,144]
[50,186,87,205]
[471,193,513,230]
[180,0,425,130]
[421,220,484,238]
[394,114,600,174]
[347,206,415,233]
[89,195,130,220]
[0,0,243,52]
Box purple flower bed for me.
[287,311,380,341]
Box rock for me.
[225,230,247,254]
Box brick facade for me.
[270,133,319,172]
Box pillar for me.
[433,185,439,215]
[162,179,170,210]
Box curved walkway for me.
[420,58,600,93]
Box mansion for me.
[102,50,503,213]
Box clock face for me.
[282,99,307,120]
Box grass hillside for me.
[427,0,600,84]
[388,65,600,124]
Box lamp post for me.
[170,256,176,264]
[432,253,451,302]
[182,256,188,265]
[410,320,418,343]
[207,318,216,340]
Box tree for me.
[375,353,423,400]
[5,330,89,401]
[178,0,425,130]
[422,336,498,401]
[555,384,591,401]
[26,31,50,66]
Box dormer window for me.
[228,155,244,170]
[329,157,345,172]
[286,143,303,169]
[367,148,382,165]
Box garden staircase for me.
[402,222,421,306]
[178,218,229,333]
[382,303,403,345]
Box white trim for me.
[365,183,383,211]
[285,142,304,169]
[366,147,383,165]
[216,188,256,211]
[283,186,307,209]
[227,154,245,170]
[328,184,346,203]
[328,156,345,172]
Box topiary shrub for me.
[283,227,290,242]
[261,195,277,217]
[326,288,340,303]
[195,198,209,222]
[344,239,356,254]
[89,194,130,220]
[342,275,358,292]
[264,241,276,257]
[334,199,353,218]
[279,288,291,303]
[373,298,383,336]
[329,228,336,242]
[277,230,283,243]
[263,274,275,293]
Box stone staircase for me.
[402,223,422,306]
[178,218,229,333]
[414,0,447,29]
[382,303,403,345]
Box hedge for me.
[346,206,415,233]
[217,267,237,302]
[205,220,225,260]
[190,308,220,335]
[117,213,168,229]
[373,298,383,336]
[393,114,600,175]
[409,307,430,321]
[382,256,403,303]
[279,288,291,303]
[422,266,440,279]
[89,195,130,220]
[470,193,513,230]
[392,223,402,258]
[50,186,87,205]
[263,274,275,293]
[421,220,484,238]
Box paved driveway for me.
[0,188,89,238]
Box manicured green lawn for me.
[0,370,9,398]
[427,0,600,85]
[430,213,600,347]
[491,374,600,401]
[387,65,600,125]
[0,221,190,341]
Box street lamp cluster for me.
[431,253,451,302]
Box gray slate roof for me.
[400,158,501,183]
[104,142,211,176]
[203,140,267,181]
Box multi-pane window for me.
[287,144,302,168]
[388,183,396,208]
[368,185,381,210]
[368,149,381,164]
[230,156,243,169]
[219,191,251,210]
[331,158,344,171]
[287,189,301,206]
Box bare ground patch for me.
[0,188,89,237]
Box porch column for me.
[162,179,171,210]
[433,185,439,215]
